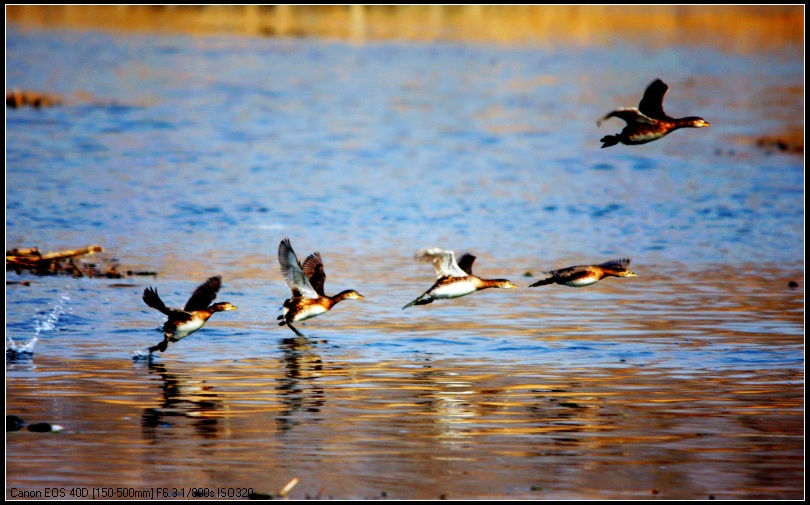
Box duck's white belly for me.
[562,275,600,287]
[167,319,207,341]
[432,280,478,299]
[291,304,328,322]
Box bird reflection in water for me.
[275,336,325,433]
[526,387,590,448]
[141,361,224,440]
[411,363,596,453]
[411,361,477,447]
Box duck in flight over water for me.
[598,79,710,148]
[277,238,364,336]
[143,276,237,353]
[403,248,517,309]
[529,259,637,288]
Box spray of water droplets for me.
[6,293,71,355]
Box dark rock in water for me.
[26,422,63,433]
[788,280,798,288]
[127,270,158,276]
[7,415,25,432]
[755,135,803,155]
[5,280,31,286]
[6,348,34,363]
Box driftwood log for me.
[6,245,155,278]
[6,89,63,108]
[7,245,105,277]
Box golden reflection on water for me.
[6,261,804,499]
[7,334,803,499]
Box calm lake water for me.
[6,25,804,500]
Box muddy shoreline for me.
[7,5,803,53]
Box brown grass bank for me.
[6,5,804,53]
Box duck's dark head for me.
[491,279,518,289]
[211,302,238,312]
[335,290,364,302]
[681,116,711,128]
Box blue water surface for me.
[6,27,803,268]
[6,25,804,501]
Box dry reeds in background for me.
[6,5,804,52]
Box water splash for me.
[132,348,154,361]
[6,293,71,356]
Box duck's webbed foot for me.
[287,323,305,337]
[528,278,555,287]
[402,296,434,310]
[148,340,168,353]
[600,135,620,148]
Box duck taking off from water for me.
[143,276,237,353]
[529,259,637,288]
[277,238,364,336]
[597,79,710,148]
[403,248,517,309]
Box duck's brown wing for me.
[302,252,326,296]
[597,107,656,127]
[457,253,476,275]
[144,287,189,319]
[531,265,592,287]
[143,287,171,315]
[184,276,222,311]
[638,79,668,120]
[278,238,319,299]
[597,258,631,269]
[547,265,593,282]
